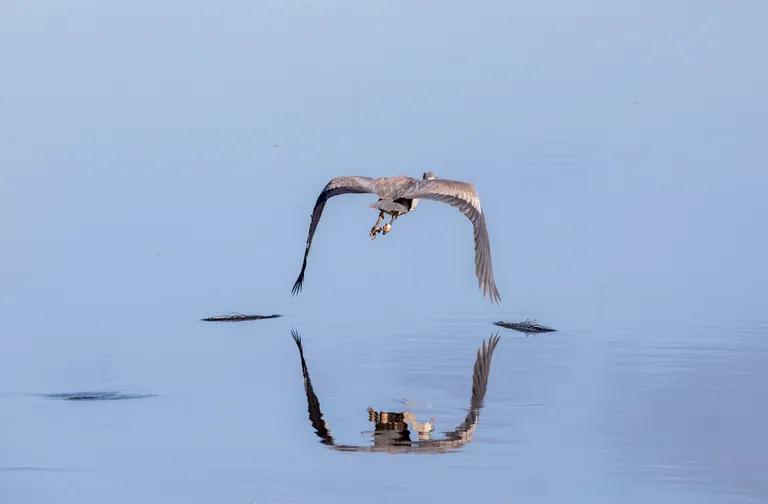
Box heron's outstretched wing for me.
[401,179,501,303]
[292,176,376,295]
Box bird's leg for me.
[369,211,385,240]
[382,214,398,235]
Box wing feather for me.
[292,176,376,294]
[402,179,501,303]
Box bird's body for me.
[369,196,416,216]
[292,172,501,303]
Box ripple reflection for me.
[291,330,499,454]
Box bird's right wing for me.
[292,176,376,295]
[401,179,501,303]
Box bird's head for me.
[422,171,438,180]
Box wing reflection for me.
[291,330,500,453]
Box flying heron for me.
[292,172,501,303]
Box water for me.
[2,1,767,502]
[3,313,766,502]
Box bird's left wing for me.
[292,176,376,295]
[401,179,501,303]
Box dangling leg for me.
[382,214,398,235]
[369,211,385,239]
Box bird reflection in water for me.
[291,330,500,453]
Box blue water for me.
[2,1,767,502]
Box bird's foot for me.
[369,226,383,240]
[382,223,392,235]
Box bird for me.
[291,172,501,303]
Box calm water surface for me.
[2,307,766,502]
[2,1,767,503]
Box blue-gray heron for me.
[292,172,501,303]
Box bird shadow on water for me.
[291,329,500,454]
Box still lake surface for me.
[2,300,766,503]
[2,2,767,502]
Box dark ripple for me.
[43,391,155,401]
[201,313,281,322]
[0,466,81,472]
[494,319,556,334]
